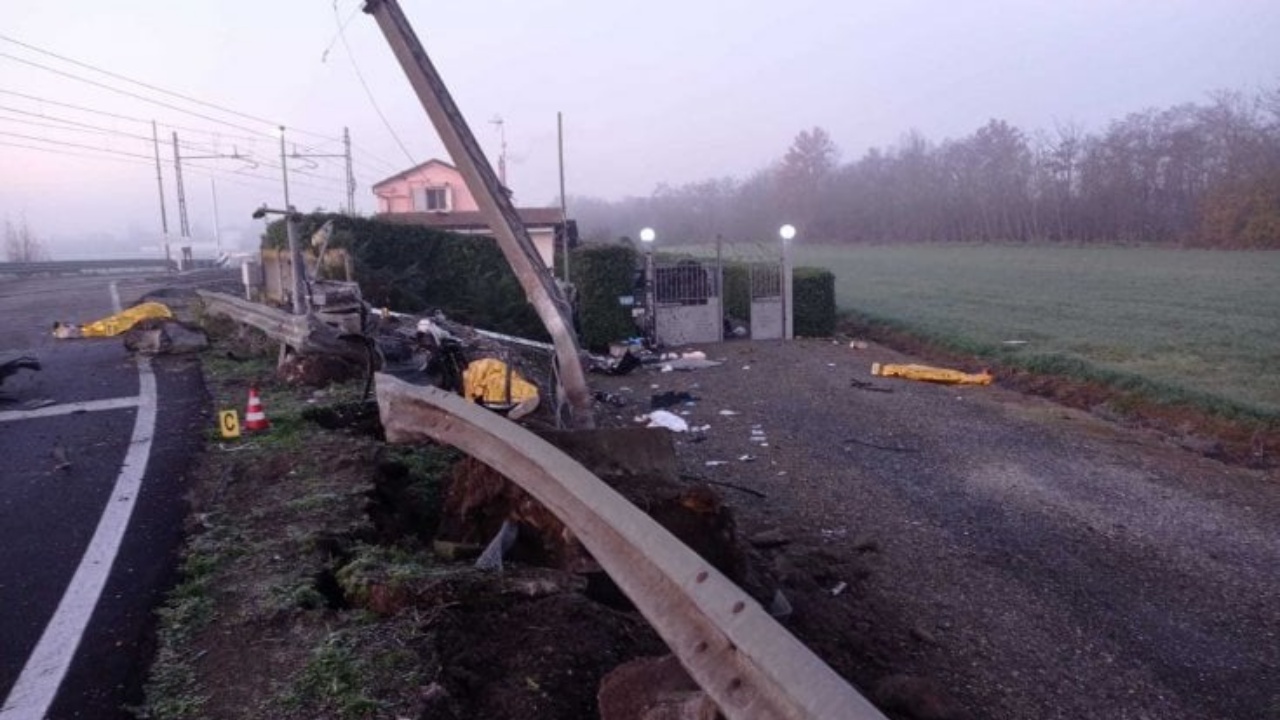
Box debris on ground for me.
[850,377,894,393]
[650,390,698,409]
[54,301,173,338]
[640,409,689,432]
[122,317,209,355]
[871,362,993,386]
[0,353,40,387]
[597,654,718,720]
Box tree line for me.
[569,87,1280,248]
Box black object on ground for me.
[650,390,698,409]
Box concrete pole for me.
[343,126,356,215]
[285,212,306,315]
[558,111,569,282]
[279,126,291,210]
[150,121,171,270]
[782,236,794,340]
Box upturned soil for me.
[139,326,1279,720]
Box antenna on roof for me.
[489,115,508,186]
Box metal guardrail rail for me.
[376,373,889,720]
[0,259,177,277]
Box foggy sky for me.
[2,0,1277,257]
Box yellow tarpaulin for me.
[462,358,539,407]
[871,362,993,386]
[55,302,173,338]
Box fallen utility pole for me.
[363,0,594,429]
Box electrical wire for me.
[0,32,344,144]
[330,0,418,167]
[0,138,154,167]
[0,129,153,159]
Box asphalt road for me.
[0,273,208,719]
[594,339,1280,719]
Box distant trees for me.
[4,217,48,262]
[571,86,1280,248]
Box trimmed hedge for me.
[570,243,639,350]
[793,267,836,337]
[263,214,546,339]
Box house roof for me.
[376,208,566,229]
[370,158,459,189]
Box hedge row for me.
[263,214,546,339]
[263,215,836,345]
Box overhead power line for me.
[0,129,152,160]
[0,32,342,144]
[330,1,417,167]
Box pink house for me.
[372,159,568,268]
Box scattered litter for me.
[51,442,71,471]
[820,527,848,539]
[850,378,893,393]
[680,410,691,416]
[475,520,518,572]
[619,386,633,392]
[690,424,711,432]
[1002,339,1029,345]
[642,410,689,432]
[845,436,919,453]
[592,351,641,376]
[462,358,539,417]
[593,391,628,408]
[651,391,698,409]
[705,460,729,467]
[738,454,756,462]
[749,529,790,548]
[871,362,992,386]
[662,357,722,371]
[742,365,751,370]
[768,589,794,619]
[849,340,869,350]
[826,362,836,367]
[718,409,739,416]
[0,355,41,386]
[830,581,848,597]
[651,384,660,389]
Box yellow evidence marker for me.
[219,410,241,439]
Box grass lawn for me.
[795,244,1280,418]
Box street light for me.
[779,224,795,339]
[639,228,656,346]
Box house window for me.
[414,185,451,212]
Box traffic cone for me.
[244,385,270,432]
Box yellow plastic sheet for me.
[462,358,539,407]
[57,302,173,338]
[871,362,993,386]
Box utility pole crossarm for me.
[363,0,594,428]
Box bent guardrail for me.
[375,373,888,720]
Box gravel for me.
[592,338,1280,720]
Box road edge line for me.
[0,356,157,720]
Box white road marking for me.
[0,356,157,720]
[0,397,140,424]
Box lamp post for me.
[779,224,796,340]
[253,205,306,316]
[640,227,656,345]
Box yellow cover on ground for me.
[462,358,539,407]
[59,302,173,338]
[871,362,993,386]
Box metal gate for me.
[652,260,722,347]
[749,261,784,340]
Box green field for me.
[795,244,1280,418]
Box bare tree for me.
[4,216,49,262]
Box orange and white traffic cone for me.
[244,385,270,432]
